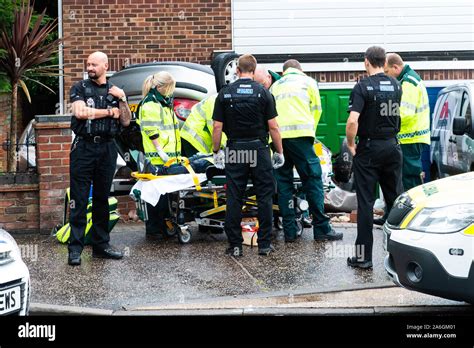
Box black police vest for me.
[71,79,120,137]
[357,75,401,139]
[220,80,268,140]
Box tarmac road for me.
[13,222,468,312]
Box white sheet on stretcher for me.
[130,173,208,206]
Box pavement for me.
[13,221,472,315]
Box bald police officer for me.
[68,51,131,266]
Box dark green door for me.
[316,89,351,155]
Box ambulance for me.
[384,172,474,304]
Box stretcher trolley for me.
[130,139,334,244]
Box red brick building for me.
[62,0,232,94]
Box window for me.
[460,91,472,134]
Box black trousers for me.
[181,139,199,158]
[68,138,117,253]
[145,194,170,234]
[353,138,403,261]
[224,139,274,249]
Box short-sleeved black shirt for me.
[70,79,120,137]
[347,83,366,114]
[212,78,277,140]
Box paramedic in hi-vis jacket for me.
[270,59,342,243]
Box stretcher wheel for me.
[178,229,192,244]
[165,221,178,237]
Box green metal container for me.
[317,84,354,155]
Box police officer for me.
[346,46,403,269]
[180,94,227,157]
[68,51,131,266]
[270,59,342,242]
[212,54,285,257]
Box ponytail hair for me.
[141,71,176,98]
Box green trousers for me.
[274,137,330,239]
[401,143,424,191]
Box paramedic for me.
[137,71,181,239]
[180,94,227,156]
[270,59,342,242]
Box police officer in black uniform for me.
[346,46,403,269]
[68,52,131,266]
[212,54,285,257]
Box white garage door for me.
[232,0,474,67]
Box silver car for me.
[430,81,474,179]
[109,61,217,124]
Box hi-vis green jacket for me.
[397,65,430,145]
[180,94,227,154]
[269,67,322,139]
[137,89,181,165]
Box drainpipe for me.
[58,0,64,114]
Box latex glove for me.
[157,148,169,163]
[272,152,285,169]
[213,149,225,169]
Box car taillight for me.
[174,98,199,121]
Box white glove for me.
[213,149,225,169]
[272,152,285,169]
[157,148,169,163]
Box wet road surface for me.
[16,223,402,310]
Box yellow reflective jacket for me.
[180,94,226,154]
[137,90,181,165]
[269,67,322,139]
[397,65,430,145]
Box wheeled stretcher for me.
[130,140,334,244]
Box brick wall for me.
[0,184,39,234]
[62,0,232,94]
[34,117,72,233]
[117,195,137,221]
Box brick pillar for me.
[34,115,72,234]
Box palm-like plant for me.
[0,1,61,172]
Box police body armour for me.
[357,74,402,139]
[220,79,268,140]
[71,79,120,137]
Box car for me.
[109,61,217,194]
[0,229,30,315]
[430,81,474,179]
[383,172,474,304]
[18,61,218,196]
[109,61,217,125]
